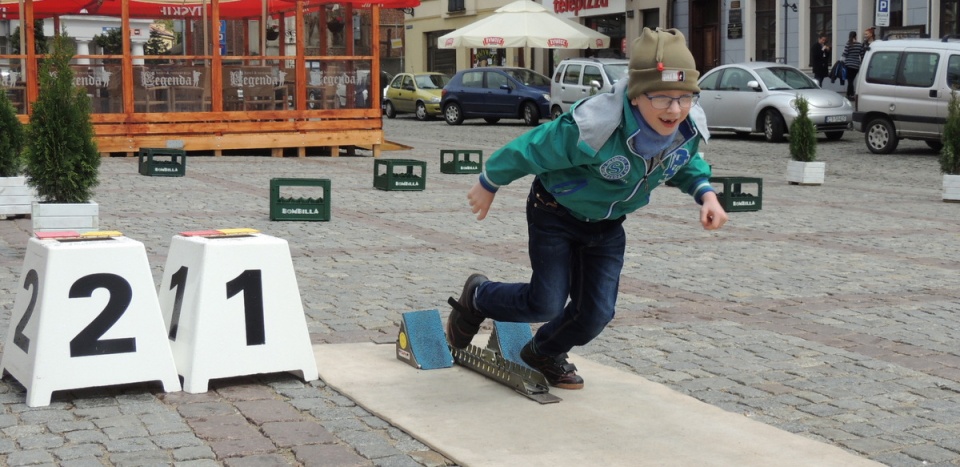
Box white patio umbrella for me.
[437,0,610,50]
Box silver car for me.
[697,62,853,142]
[550,58,628,119]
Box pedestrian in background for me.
[811,34,831,87]
[445,28,727,390]
[842,31,863,98]
[862,27,876,57]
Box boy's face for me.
[631,90,694,136]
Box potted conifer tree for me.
[0,88,35,218]
[941,90,960,202]
[23,34,101,233]
[785,96,825,185]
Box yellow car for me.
[383,72,451,121]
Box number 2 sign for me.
[0,235,181,407]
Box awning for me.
[437,0,609,49]
[0,0,420,20]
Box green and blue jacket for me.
[479,80,714,222]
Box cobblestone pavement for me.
[0,114,958,466]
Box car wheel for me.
[483,117,501,124]
[864,118,898,154]
[444,102,464,125]
[762,110,786,143]
[384,101,396,118]
[824,131,844,141]
[522,102,540,126]
[551,105,563,120]
[926,140,944,151]
[415,102,429,121]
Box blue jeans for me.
[473,179,626,356]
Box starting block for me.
[395,307,555,403]
[157,228,318,393]
[396,310,453,370]
[448,319,560,404]
[0,231,181,407]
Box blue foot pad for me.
[397,310,453,370]
[489,321,533,368]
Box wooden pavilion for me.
[0,0,416,157]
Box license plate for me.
[825,115,848,123]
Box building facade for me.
[402,0,950,78]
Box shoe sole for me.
[552,381,584,390]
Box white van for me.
[853,37,960,153]
[550,57,628,119]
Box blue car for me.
[440,67,552,126]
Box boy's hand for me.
[699,192,728,230]
[468,182,496,220]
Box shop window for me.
[755,0,776,62]
[943,0,959,37]
[809,0,832,54]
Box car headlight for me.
[542,93,551,101]
[430,96,441,103]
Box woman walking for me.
[842,31,863,98]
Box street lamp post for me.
[782,2,797,64]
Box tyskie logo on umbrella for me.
[547,38,569,48]
[483,37,505,46]
[445,38,455,47]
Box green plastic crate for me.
[440,149,483,174]
[270,178,331,221]
[709,176,762,212]
[373,159,426,191]
[138,148,186,177]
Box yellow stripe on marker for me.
[81,231,123,238]
[179,228,260,238]
[217,228,259,235]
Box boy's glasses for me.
[644,93,700,109]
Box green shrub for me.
[23,34,100,204]
[789,95,817,162]
[940,89,960,175]
[0,89,24,177]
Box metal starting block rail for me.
[450,342,561,404]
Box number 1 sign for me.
[0,234,181,407]
[158,230,318,393]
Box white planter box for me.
[0,176,38,218]
[786,160,826,185]
[944,174,960,202]
[31,201,99,233]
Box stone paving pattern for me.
[0,115,958,466]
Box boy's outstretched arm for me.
[699,192,728,230]
[468,182,496,221]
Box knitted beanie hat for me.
[628,27,700,99]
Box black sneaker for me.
[520,341,584,390]
[446,273,488,349]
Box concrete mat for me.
[314,341,881,467]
